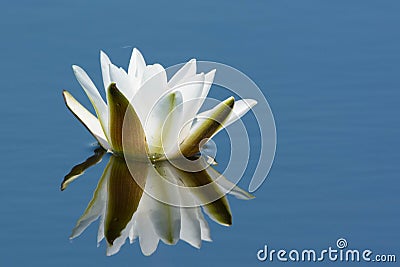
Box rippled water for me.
[1,1,399,266]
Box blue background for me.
[1,0,399,266]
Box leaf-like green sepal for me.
[184,169,232,226]
[107,83,148,157]
[157,160,232,226]
[62,90,110,149]
[105,156,147,245]
[179,97,234,158]
[207,167,255,200]
[61,147,106,191]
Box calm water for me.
[1,1,399,266]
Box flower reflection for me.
[63,149,253,256]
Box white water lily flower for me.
[63,49,257,159]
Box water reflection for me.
[62,148,253,256]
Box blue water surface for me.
[1,1,399,266]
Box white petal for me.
[132,64,168,124]
[145,168,181,245]
[135,212,160,256]
[173,73,206,142]
[178,70,216,142]
[168,59,196,88]
[97,214,105,245]
[128,48,146,78]
[100,51,112,92]
[196,207,212,242]
[72,65,109,139]
[128,215,137,244]
[179,196,202,248]
[134,182,163,256]
[197,69,216,112]
[62,91,110,149]
[145,91,183,155]
[109,64,133,100]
